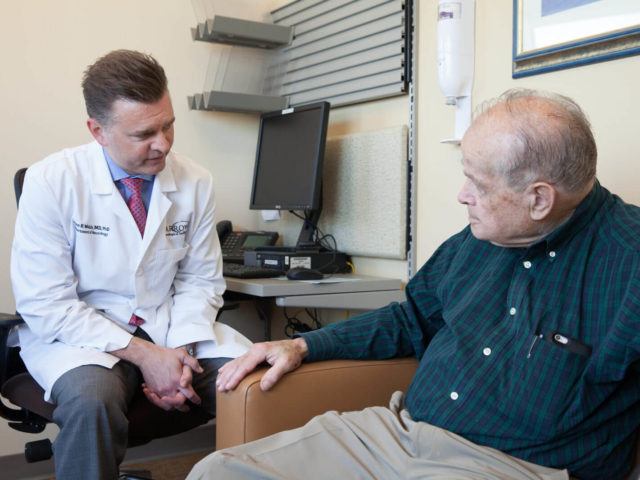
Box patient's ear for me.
[528,182,555,221]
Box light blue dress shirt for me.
[103,148,155,211]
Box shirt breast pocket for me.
[508,335,590,436]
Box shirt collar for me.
[536,180,608,253]
[102,147,154,183]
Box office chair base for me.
[9,419,47,434]
[23,439,153,479]
[25,438,52,462]
[119,470,152,480]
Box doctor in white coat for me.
[11,50,250,479]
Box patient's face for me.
[89,91,175,176]
[458,110,536,248]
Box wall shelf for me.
[191,15,293,49]
[189,13,292,113]
[187,91,288,113]
[188,0,410,113]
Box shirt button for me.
[549,251,556,258]
[483,347,492,356]
[450,391,459,400]
[523,260,532,269]
[509,307,517,315]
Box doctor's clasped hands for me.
[114,337,204,411]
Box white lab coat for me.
[11,141,250,400]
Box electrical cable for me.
[304,308,322,330]
[288,210,352,275]
[283,306,322,338]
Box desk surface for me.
[225,274,405,310]
[225,274,401,297]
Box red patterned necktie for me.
[120,177,147,326]
[120,177,147,236]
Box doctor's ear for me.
[87,118,109,146]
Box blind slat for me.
[286,13,403,60]
[292,2,401,47]
[282,56,403,92]
[287,0,398,37]
[287,70,402,99]
[284,45,403,82]
[272,0,355,24]
[286,30,401,71]
[289,81,404,106]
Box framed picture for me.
[513,0,640,78]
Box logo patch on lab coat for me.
[73,220,110,237]
[166,221,189,236]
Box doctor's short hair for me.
[82,49,168,124]
[474,89,597,193]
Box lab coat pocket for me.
[146,245,190,297]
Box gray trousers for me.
[50,354,229,480]
[188,391,569,480]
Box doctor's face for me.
[88,90,175,175]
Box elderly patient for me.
[189,89,640,480]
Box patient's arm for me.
[216,337,308,392]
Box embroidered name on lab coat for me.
[166,221,189,236]
[73,220,110,237]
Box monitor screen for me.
[249,102,330,211]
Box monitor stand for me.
[246,201,351,273]
[294,208,322,251]
[254,207,323,253]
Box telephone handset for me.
[216,220,278,263]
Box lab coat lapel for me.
[88,142,133,226]
[140,157,177,253]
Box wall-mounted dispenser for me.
[437,0,475,144]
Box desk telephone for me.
[216,220,278,264]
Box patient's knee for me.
[187,450,240,479]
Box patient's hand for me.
[216,338,308,392]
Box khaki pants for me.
[188,391,569,480]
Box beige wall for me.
[415,0,640,265]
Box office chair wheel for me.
[24,438,52,463]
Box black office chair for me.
[1,168,237,476]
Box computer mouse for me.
[286,267,324,281]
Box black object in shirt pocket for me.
[544,331,592,357]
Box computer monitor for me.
[249,101,330,248]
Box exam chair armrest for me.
[0,313,24,379]
[216,357,418,450]
[0,313,26,422]
[0,313,23,329]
